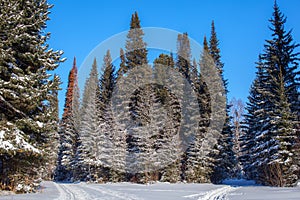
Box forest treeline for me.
[0,0,299,193]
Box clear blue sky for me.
[46,0,300,117]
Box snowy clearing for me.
[0,181,300,200]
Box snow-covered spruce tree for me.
[263,3,300,187]
[153,54,182,183]
[64,67,81,182]
[76,58,101,182]
[244,2,300,187]
[0,0,63,191]
[176,33,192,81]
[185,63,208,182]
[126,69,158,183]
[185,38,215,183]
[109,110,127,183]
[56,58,79,182]
[123,11,150,182]
[43,74,61,180]
[207,21,236,183]
[125,11,148,70]
[175,33,191,182]
[191,59,199,91]
[240,58,269,181]
[116,48,128,81]
[175,33,204,183]
[98,50,126,182]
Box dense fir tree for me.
[264,6,300,186]
[209,21,224,76]
[153,53,175,102]
[125,66,155,183]
[153,54,182,182]
[125,12,148,70]
[203,36,210,53]
[241,58,272,181]
[190,59,199,90]
[176,33,192,81]
[175,33,210,183]
[117,48,128,81]
[153,53,175,70]
[100,50,116,111]
[76,58,102,181]
[43,74,61,180]
[62,58,79,121]
[99,50,126,182]
[0,0,63,191]
[175,32,191,181]
[207,21,236,183]
[56,58,79,182]
[186,38,215,182]
[242,2,300,186]
[120,12,162,183]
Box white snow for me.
[36,121,44,128]
[199,186,237,200]
[0,128,40,153]
[0,141,15,150]
[0,131,4,139]
[1,181,300,200]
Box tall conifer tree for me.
[125,12,148,70]
[56,58,79,182]
[243,2,300,186]
[208,21,236,182]
[0,0,63,191]
[77,58,101,181]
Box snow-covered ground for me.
[0,180,300,200]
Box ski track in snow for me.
[63,184,94,200]
[54,182,141,200]
[54,183,97,200]
[198,186,237,200]
[82,183,143,200]
[183,192,206,199]
[53,182,70,200]
[54,183,76,200]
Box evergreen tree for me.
[125,12,148,70]
[176,32,191,181]
[77,58,101,181]
[264,6,300,185]
[117,12,153,182]
[62,58,79,121]
[43,74,61,180]
[99,50,126,182]
[56,58,79,182]
[184,39,215,183]
[125,66,154,183]
[100,50,116,111]
[191,59,199,90]
[176,33,192,81]
[240,57,272,181]
[207,21,236,183]
[203,36,210,53]
[209,21,224,75]
[0,0,63,191]
[176,33,209,183]
[243,2,300,186]
[153,54,182,182]
[117,48,128,81]
[153,53,175,102]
